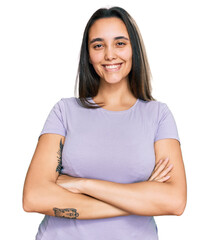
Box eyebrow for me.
[89,36,129,44]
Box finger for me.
[153,159,163,172]
[154,157,169,175]
[148,161,163,181]
[154,164,172,182]
[149,158,169,181]
[154,157,169,173]
[155,164,173,179]
[156,175,170,183]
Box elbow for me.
[22,192,35,212]
[23,182,54,213]
[171,194,187,216]
[174,199,187,216]
[22,188,40,213]
[23,199,32,213]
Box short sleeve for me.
[39,99,67,139]
[154,102,180,144]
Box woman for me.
[23,6,187,240]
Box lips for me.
[102,63,123,71]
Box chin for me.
[104,78,123,84]
[101,75,128,84]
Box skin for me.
[23,134,131,219]
[57,17,174,193]
[56,17,187,216]
[88,17,137,110]
[56,139,187,216]
[23,17,187,220]
[57,158,173,195]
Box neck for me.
[93,78,137,106]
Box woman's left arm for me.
[73,139,187,216]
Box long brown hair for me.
[74,6,156,109]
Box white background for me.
[1,0,208,239]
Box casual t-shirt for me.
[36,97,180,240]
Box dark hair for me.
[74,6,156,109]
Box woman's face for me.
[88,17,132,84]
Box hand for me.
[148,157,173,183]
[56,174,84,194]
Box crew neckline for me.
[89,97,139,114]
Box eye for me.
[116,42,126,47]
[93,44,103,49]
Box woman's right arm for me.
[22,133,130,219]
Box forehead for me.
[88,17,129,40]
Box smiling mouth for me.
[102,63,123,71]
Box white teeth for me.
[104,64,121,69]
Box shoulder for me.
[48,97,76,119]
[55,97,78,110]
[58,97,75,105]
[138,99,168,116]
[54,97,86,116]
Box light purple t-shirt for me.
[36,97,180,240]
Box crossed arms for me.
[22,133,187,219]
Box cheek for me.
[89,51,103,64]
[118,48,132,63]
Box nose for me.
[104,46,116,61]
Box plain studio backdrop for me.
[0,0,208,239]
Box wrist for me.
[78,177,89,194]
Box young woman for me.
[23,6,187,240]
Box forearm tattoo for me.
[56,139,64,174]
[53,207,79,219]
